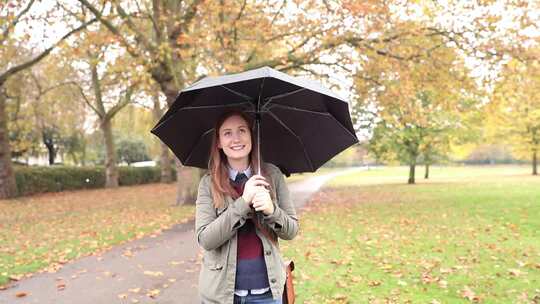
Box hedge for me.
[14,166,174,197]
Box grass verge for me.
[282,166,540,303]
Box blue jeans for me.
[233,291,282,304]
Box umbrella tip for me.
[262,66,275,77]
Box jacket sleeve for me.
[263,166,299,240]
[195,175,252,251]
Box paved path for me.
[0,167,365,304]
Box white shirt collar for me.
[228,165,252,181]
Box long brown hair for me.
[209,111,266,208]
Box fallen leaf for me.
[143,271,163,277]
[333,293,348,300]
[368,280,381,287]
[336,281,348,288]
[508,268,525,277]
[147,289,160,298]
[461,286,481,302]
[9,274,23,281]
[118,293,128,299]
[15,292,28,298]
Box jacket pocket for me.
[203,250,223,271]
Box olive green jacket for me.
[195,163,299,303]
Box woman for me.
[195,111,299,304]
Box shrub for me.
[118,166,161,186]
[15,166,105,196]
[14,166,172,196]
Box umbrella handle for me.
[256,115,261,176]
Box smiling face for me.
[217,114,252,169]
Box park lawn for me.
[0,183,194,287]
[287,167,348,183]
[282,166,540,303]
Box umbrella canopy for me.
[151,66,358,176]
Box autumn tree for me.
[23,55,88,165]
[64,23,142,187]
[488,55,540,175]
[77,0,375,204]
[354,21,478,184]
[76,0,207,202]
[0,1,94,198]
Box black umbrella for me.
[151,66,358,176]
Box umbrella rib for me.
[269,104,359,141]
[266,103,329,116]
[177,101,255,112]
[266,111,315,171]
[184,128,215,165]
[261,88,306,110]
[220,85,253,101]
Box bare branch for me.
[78,0,141,58]
[68,81,101,117]
[106,83,137,119]
[233,0,248,23]
[264,29,320,45]
[269,0,286,27]
[0,18,97,87]
[151,0,162,43]
[1,0,35,45]
[168,0,204,45]
[362,44,422,61]
[113,2,156,53]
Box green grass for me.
[282,165,540,303]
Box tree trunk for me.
[152,93,172,183]
[160,142,172,182]
[424,163,430,179]
[408,163,416,184]
[81,135,87,166]
[174,157,199,205]
[43,137,56,165]
[102,118,119,187]
[0,90,17,198]
[160,87,199,205]
[48,147,56,165]
[533,150,538,176]
[70,152,79,166]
